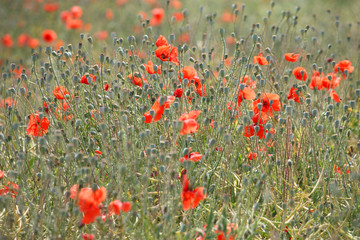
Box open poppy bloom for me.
[178,110,202,135]
[42,29,57,43]
[240,75,257,89]
[150,8,165,26]
[248,152,258,160]
[26,113,50,137]
[0,170,4,179]
[55,100,72,121]
[156,35,168,47]
[334,60,354,77]
[53,86,69,99]
[17,33,30,47]
[237,87,256,107]
[173,88,183,98]
[43,3,59,12]
[284,53,300,62]
[70,6,83,18]
[252,93,281,117]
[253,53,268,65]
[0,182,19,198]
[127,73,146,87]
[334,163,350,175]
[155,45,179,65]
[66,18,83,29]
[293,67,307,81]
[179,149,202,163]
[329,89,341,102]
[181,174,206,211]
[178,66,204,96]
[108,200,131,215]
[287,87,302,103]
[144,96,175,123]
[2,34,13,48]
[76,187,106,224]
[80,74,95,85]
[214,223,237,240]
[143,61,161,74]
[1,97,17,108]
[243,124,265,139]
[82,234,95,240]
[322,73,341,89]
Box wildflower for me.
[252,93,281,117]
[178,33,190,44]
[108,200,131,215]
[329,89,341,102]
[334,164,350,175]
[71,6,83,18]
[248,152,258,160]
[243,124,265,139]
[106,9,114,20]
[284,53,300,62]
[95,150,102,155]
[95,31,108,41]
[17,33,30,47]
[82,234,95,240]
[172,12,184,22]
[26,113,50,137]
[80,74,95,85]
[237,87,256,106]
[77,187,106,224]
[322,73,341,89]
[0,182,19,198]
[214,223,237,240]
[127,73,146,87]
[178,110,202,135]
[221,11,235,22]
[181,174,206,211]
[150,8,165,26]
[69,184,79,199]
[53,86,69,100]
[0,170,4,179]
[1,97,17,108]
[60,11,72,23]
[155,45,179,65]
[43,2,59,12]
[308,71,325,90]
[253,53,268,65]
[178,66,204,96]
[170,0,182,9]
[334,60,354,77]
[174,88,183,98]
[104,84,109,91]
[55,100,72,121]
[292,67,307,81]
[2,34,13,48]
[28,38,40,49]
[143,61,161,74]
[287,87,302,103]
[144,96,175,123]
[66,18,83,30]
[241,75,257,88]
[179,149,203,163]
[42,29,57,43]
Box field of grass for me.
[1,0,360,239]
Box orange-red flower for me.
[42,29,57,43]
[43,2,59,12]
[240,75,256,89]
[77,187,106,224]
[293,67,307,81]
[0,182,19,198]
[181,174,206,211]
[66,18,83,29]
[17,33,30,47]
[287,87,302,103]
[108,200,131,215]
[221,11,236,23]
[329,89,341,102]
[252,93,281,117]
[143,61,161,74]
[248,152,258,161]
[2,34,13,48]
[71,6,83,18]
[334,60,354,77]
[214,223,237,240]
[253,53,268,65]
[155,45,179,65]
[237,87,256,106]
[150,8,165,26]
[155,35,168,47]
[178,110,201,135]
[172,12,184,22]
[144,96,175,123]
[80,74,95,85]
[82,234,95,240]
[284,53,300,62]
[95,31,108,41]
[334,164,350,175]
[28,38,40,49]
[127,73,146,87]
[61,11,72,23]
[26,113,50,137]
[243,124,265,139]
[178,66,205,96]
[174,88,183,98]
[106,9,114,20]
[0,170,4,179]
[1,97,17,108]
[179,149,202,163]
[53,86,69,99]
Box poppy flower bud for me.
[45,46,52,55]
[305,98,311,104]
[311,109,318,117]
[87,36,93,44]
[208,138,216,147]
[219,28,225,38]
[349,100,356,109]
[279,118,286,124]
[301,118,307,126]
[260,79,265,87]
[237,125,244,133]
[20,87,26,96]
[266,55,271,62]
[286,106,292,115]
[254,125,260,133]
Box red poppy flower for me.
[42,29,57,43]
[82,234,95,240]
[60,11,72,23]
[71,6,82,18]
[26,113,50,137]
[143,61,161,74]
[334,164,350,175]
[0,170,4,179]
[106,9,114,20]
[172,12,184,22]
[69,184,79,199]
[243,124,265,139]
[156,35,168,47]
[53,86,69,100]
[66,18,83,30]
[237,87,256,106]
[108,200,131,215]
[144,96,175,123]
[214,223,237,240]
[178,110,201,135]
[287,87,302,103]
[221,11,235,22]
[253,53,268,65]
[2,34,13,48]
[292,67,307,81]
[0,182,19,198]
[252,112,268,125]
[155,45,179,65]
[178,33,190,44]
[252,93,281,117]
[181,174,206,211]
[55,100,72,121]
[284,53,300,62]
[179,149,203,163]
[178,66,205,96]
[104,84,109,91]
[329,89,341,102]
[322,73,341,89]
[80,74,95,85]
[95,31,108,41]
[174,88,183,98]
[43,3,59,12]
[127,73,146,87]
[77,187,106,224]
[17,33,30,47]
[240,75,256,88]
[28,38,40,49]
[308,71,325,90]
[334,60,354,77]
[170,0,182,9]
[248,152,258,160]
[150,8,165,26]
[1,97,17,108]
